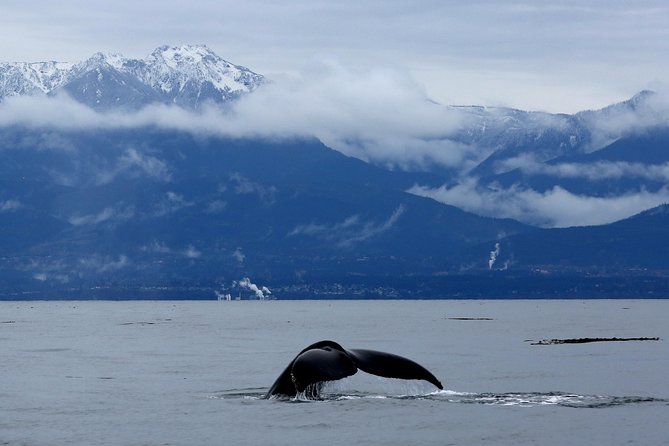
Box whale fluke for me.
[265,340,443,399]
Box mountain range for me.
[1,46,668,299]
[0,44,264,109]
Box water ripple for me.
[430,390,667,408]
[214,388,668,408]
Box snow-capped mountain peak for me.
[147,44,218,68]
[139,44,264,97]
[0,61,73,96]
[0,45,265,109]
[68,52,128,77]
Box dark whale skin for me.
[265,340,443,398]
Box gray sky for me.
[2,0,669,112]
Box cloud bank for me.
[4,1,669,113]
[497,155,669,182]
[409,180,669,228]
[582,91,669,150]
[2,61,668,174]
[2,60,669,228]
[0,60,475,171]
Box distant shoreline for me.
[2,273,668,300]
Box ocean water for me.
[1,300,668,445]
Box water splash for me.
[213,388,667,408]
[429,390,667,408]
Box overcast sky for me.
[2,0,669,113]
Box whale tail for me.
[348,348,443,390]
[265,340,443,398]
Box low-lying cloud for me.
[409,180,669,228]
[581,91,669,150]
[2,61,669,229]
[0,199,21,212]
[154,192,194,217]
[68,204,135,226]
[229,172,277,205]
[290,205,405,247]
[22,253,130,282]
[79,254,130,273]
[95,148,172,185]
[2,62,669,175]
[0,59,475,171]
[497,155,669,182]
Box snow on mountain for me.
[449,105,590,177]
[445,91,667,177]
[575,90,669,149]
[132,45,265,107]
[0,61,73,97]
[141,45,262,94]
[1,46,665,181]
[68,52,128,76]
[0,45,264,109]
[62,54,162,109]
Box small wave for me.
[210,388,266,400]
[213,388,667,408]
[425,390,668,408]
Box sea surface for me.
[1,300,668,445]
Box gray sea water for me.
[1,300,668,445]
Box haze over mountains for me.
[1,45,668,298]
